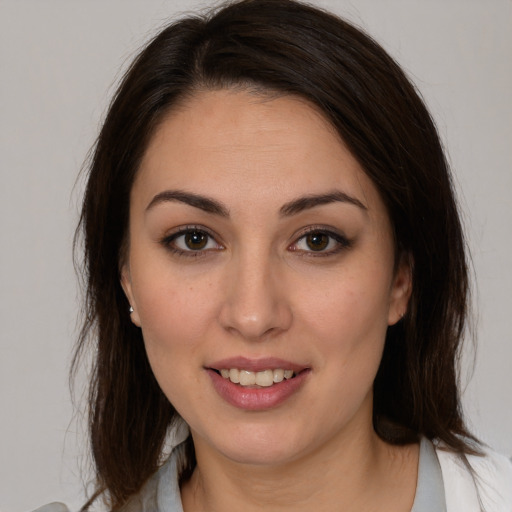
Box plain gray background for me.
[1,1,511,510]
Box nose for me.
[218,250,293,341]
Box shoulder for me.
[435,442,512,511]
[31,504,70,512]
[120,442,185,512]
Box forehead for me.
[134,89,381,215]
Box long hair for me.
[74,0,476,507]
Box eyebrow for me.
[146,190,230,217]
[279,190,367,216]
[145,188,366,217]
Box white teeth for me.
[239,370,256,386]
[273,369,284,383]
[255,369,274,387]
[229,368,240,383]
[219,368,296,386]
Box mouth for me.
[206,359,310,410]
[212,368,298,387]
[205,357,310,409]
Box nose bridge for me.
[219,243,292,339]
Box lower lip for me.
[206,369,310,411]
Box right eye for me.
[162,227,223,256]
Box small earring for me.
[129,306,134,314]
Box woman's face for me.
[122,90,411,466]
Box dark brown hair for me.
[74,0,477,508]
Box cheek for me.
[134,275,218,413]
[297,261,392,341]
[130,256,221,378]
[295,260,392,392]
[138,281,218,349]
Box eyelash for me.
[161,225,223,258]
[289,226,352,257]
[160,225,352,258]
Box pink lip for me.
[207,356,307,373]
[205,357,311,411]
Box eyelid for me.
[288,225,352,255]
[159,224,351,258]
[160,225,224,256]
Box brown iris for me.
[185,231,208,250]
[306,232,329,251]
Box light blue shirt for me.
[34,437,447,512]
[120,437,446,512]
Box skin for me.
[121,89,417,512]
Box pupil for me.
[185,231,207,250]
[306,233,328,251]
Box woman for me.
[38,0,512,510]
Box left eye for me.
[292,230,348,253]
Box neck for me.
[180,422,419,512]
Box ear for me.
[387,253,413,326]
[120,264,141,327]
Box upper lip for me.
[207,356,309,373]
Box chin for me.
[194,420,317,467]
[221,441,301,467]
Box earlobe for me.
[120,265,141,327]
[388,254,413,326]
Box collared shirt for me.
[39,436,512,511]
[121,437,446,512]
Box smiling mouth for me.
[212,368,298,387]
